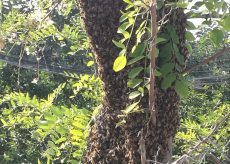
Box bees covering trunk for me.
[77,0,187,163]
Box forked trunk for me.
[77,0,187,163]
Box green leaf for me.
[154,69,162,76]
[130,43,147,58]
[123,102,139,114]
[128,67,143,79]
[55,137,67,144]
[123,0,134,5]
[127,79,143,88]
[159,42,173,61]
[72,122,85,130]
[185,43,192,54]
[122,31,130,39]
[48,141,56,149]
[173,44,185,65]
[38,159,41,164]
[175,64,182,72]
[220,15,230,31]
[87,60,94,67]
[70,130,83,136]
[135,21,146,35]
[56,126,68,135]
[134,1,144,6]
[120,11,135,23]
[160,63,174,76]
[166,24,179,44]
[154,48,159,58]
[127,56,145,65]
[1,119,7,126]
[177,0,189,8]
[186,21,196,30]
[113,55,127,72]
[118,22,132,33]
[129,91,141,99]
[161,73,176,90]
[185,31,196,41]
[47,148,56,156]
[112,40,126,49]
[205,2,214,10]
[156,37,167,44]
[175,79,189,98]
[209,29,223,47]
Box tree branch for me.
[172,111,230,164]
[149,0,157,125]
[188,111,230,155]
[183,47,230,74]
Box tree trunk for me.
[77,0,188,163]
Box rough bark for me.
[77,0,188,163]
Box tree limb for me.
[149,0,157,125]
[183,47,230,74]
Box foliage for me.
[175,27,230,163]
[0,0,93,99]
[0,0,229,163]
[111,0,230,114]
[175,87,230,162]
[0,83,95,163]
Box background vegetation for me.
[0,0,229,163]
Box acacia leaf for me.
[113,55,127,72]
[128,67,143,78]
[175,79,189,98]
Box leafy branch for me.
[188,111,230,155]
[172,111,230,164]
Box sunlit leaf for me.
[112,40,126,49]
[123,102,139,114]
[113,55,127,72]
[129,91,141,99]
[87,61,94,67]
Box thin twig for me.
[188,111,230,155]
[158,7,173,31]
[183,47,230,74]
[40,0,62,23]
[172,109,229,164]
